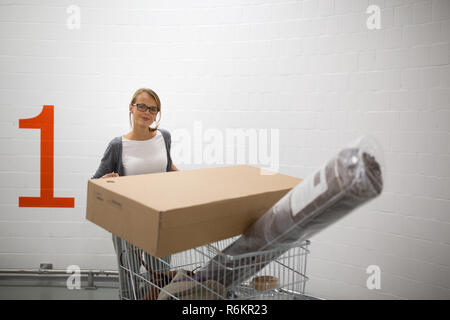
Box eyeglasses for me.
[132,103,159,114]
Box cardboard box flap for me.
[91,165,302,212]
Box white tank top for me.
[122,130,168,176]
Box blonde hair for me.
[129,88,162,132]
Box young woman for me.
[91,88,177,299]
[92,87,178,179]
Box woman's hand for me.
[101,172,119,178]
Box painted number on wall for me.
[19,105,75,208]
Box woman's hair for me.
[129,88,161,132]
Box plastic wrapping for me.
[196,135,384,288]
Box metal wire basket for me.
[113,235,310,300]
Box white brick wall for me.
[0,0,449,299]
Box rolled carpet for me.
[196,136,384,288]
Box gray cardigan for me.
[91,128,174,179]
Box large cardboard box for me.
[86,165,302,257]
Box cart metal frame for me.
[113,235,310,300]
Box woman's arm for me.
[171,164,179,171]
[91,141,115,179]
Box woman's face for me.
[130,92,159,126]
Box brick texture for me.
[0,0,449,299]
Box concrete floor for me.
[0,273,318,300]
[0,285,119,300]
[0,272,120,300]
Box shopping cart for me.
[113,235,310,300]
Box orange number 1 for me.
[19,105,75,208]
